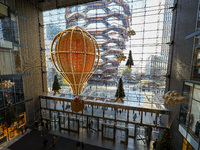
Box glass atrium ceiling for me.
[43,0,174,109]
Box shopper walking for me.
[119,110,122,115]
[52,136,56,147]
[133,113,137,121]
[153,139,158,150]
[24,124,29,132]
[45,121,48,130]
[20,126,24,134]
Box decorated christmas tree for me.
[115,77,125,103]
[52,75,61,95]
[126,50,134,69]
[156,128,173,150]
[5,103,18,127]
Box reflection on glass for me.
[104,107,115,119]
[47,99,54,109]
[180,84,193,127]
[103,124,114,139]
[83,104,92,115]
[143,112,155,125]
[93,105,103,117]
[41,99,46,108]
[193,87,200,100]
[116,109,127,121]
[55,101,63,110]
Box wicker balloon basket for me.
[71,99,84,112]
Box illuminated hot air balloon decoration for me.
[50,27,100,112]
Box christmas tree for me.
[52,75,61,95]
[156,128,173,150]
[5,103,18,127]
[126,50,134,69]
[115,77,125,103]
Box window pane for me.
[189,100,200,137]
[193,86,200,101]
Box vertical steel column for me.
[127,109,129,122]
[126,128,128,146]
[101,124,104,139]
[78,120,79,133]
[59,115,61,131]
[167,0,179,91]
[87,116,88,129]
[114,108,116,122]
[134,124,137,139]
[127,109,129,142]
[103,106,105,119]
[68,117,70,130]
[50,110,52,130]
[64,117,65,128]
[97,118,99,131]
[37,1,45,92]
[155,113,158,126]
[92,105,93,116]
[113,125,116,143]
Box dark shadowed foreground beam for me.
[38,0,99,11]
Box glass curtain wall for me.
[43,0,174,104]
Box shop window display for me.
[0,3,20,49]
[0,76,24,107]
[179,81,200,140]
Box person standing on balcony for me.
[133,113,137,121]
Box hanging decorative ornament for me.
[116,53,126,63]
[126,50,134,69]
[162,90,186,105]
[0,80,15,89]
[127,30,136,38]
[50,27,100,111]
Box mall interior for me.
[0,0,199,149]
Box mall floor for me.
[1,127,156,150]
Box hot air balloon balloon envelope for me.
[50,27,100,95]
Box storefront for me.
[0,112,26,146]
[179,80,200,150]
